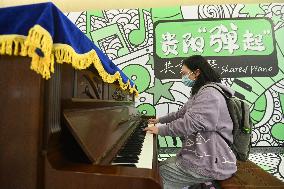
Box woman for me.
[144,55,237,189]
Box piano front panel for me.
[0,56,45,189]
[74,68,133,102]
[45,156,162,189]
[63,106,137,164]
[75,70,103,100]
[43,64,162,189]
[0,51,160,189]
[45,119,162,189]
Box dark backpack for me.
[203,84,253,161]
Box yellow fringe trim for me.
[0,35,26,56]
[0,25,138,96]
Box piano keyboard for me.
[112,121,154,169]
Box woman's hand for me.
[148,118,159,124]
[143,126,158,135]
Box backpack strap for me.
[200,83,232,99]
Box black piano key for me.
[112,157,139,163]
[121,143,143,147]
[120,148,142,152]
[118,150,140,154]
[116,154,138,158]
[117,149,141,156]
[119,149,141,154]
[125,139,142,143]
[117,154,139,159]
[113,163,137,167]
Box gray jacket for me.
[158,83,237,180]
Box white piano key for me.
[135,124,154,169]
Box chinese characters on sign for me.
[161,23,269,56]
[154,18,277,78]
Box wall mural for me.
[66,3,284,181]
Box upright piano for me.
[0,55,162,189]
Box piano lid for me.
[0,2,138,96]
[63,107,140,164]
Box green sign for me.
[154,18,278,79]
[155,18,274,58]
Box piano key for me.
[112,121,144,161]
[115,156,138,161]
[112,163,137,167]
[112,121,153,169]
[116,153,139,159]
[112,157,139,163]
[135,124,153,169]
[118,150,141,154]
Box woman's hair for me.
[182,55,221,95]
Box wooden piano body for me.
[0,55,162,189]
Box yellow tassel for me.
[0,41,5,55]
[53,43,138,95]
[24,25,53,79]
[14,40,19,56]
[0,25,138,96]
[0,35,26,56]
